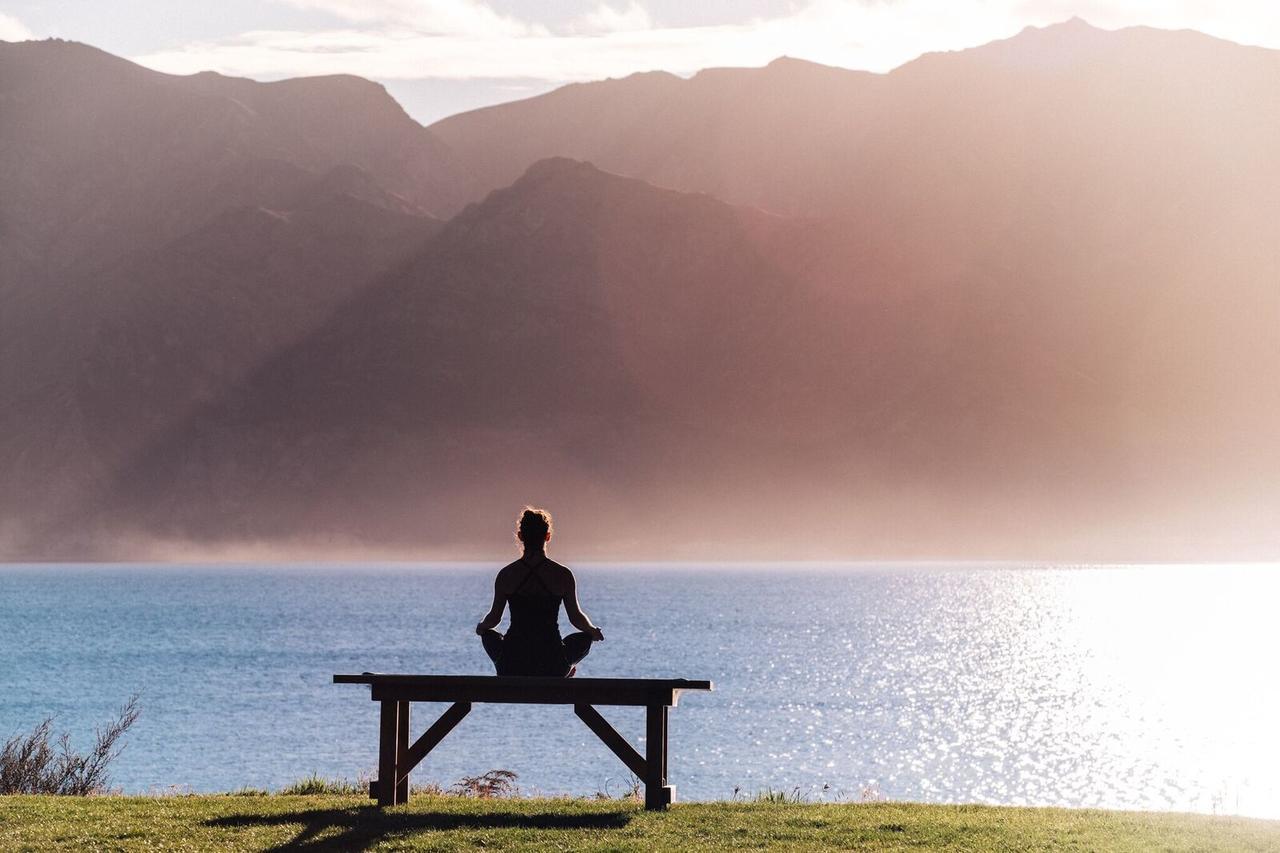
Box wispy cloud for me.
[277,0,537,37]
[571,2,653,35]
[0,12,34,41]
[131,0,1280,83]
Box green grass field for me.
[1,795,1278,852]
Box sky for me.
[3,1,1279,124]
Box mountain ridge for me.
[428,18,1280,217]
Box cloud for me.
[0,12,34,41]
[572,2,653,35]
[131,0,1280,84]
[277,0,536,37]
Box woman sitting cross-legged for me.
[476,507,605,677]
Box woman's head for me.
[516,506,553,550]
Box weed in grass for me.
[280,774,366,796]
[754,786,808,804]
[410,781,446,796]
[450,769,519,798]
[595,774,642,801]
[143,784,193,797]
[731,781,885,805]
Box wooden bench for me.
[334,674,712,810]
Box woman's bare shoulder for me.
[546,559,576,585]
[494,560,522,588]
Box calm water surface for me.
[1,563,1277,817]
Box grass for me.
[279,774,368,797]
[1,794,1278,851]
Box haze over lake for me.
[2,563,1276,818]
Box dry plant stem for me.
[0,695,140,795]
[450,770,519,798]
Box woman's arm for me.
[475,576,507,635]
[563,572,604,641]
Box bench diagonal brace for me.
[402,701,471,777]
[574,703,647,779]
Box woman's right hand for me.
[590,626,604,642]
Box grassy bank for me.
[1,795,1277,851]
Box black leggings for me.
[481,629,593,677]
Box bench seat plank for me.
[335,674,712,707]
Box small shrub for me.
[450,769,518,798]
[0,695,140,795]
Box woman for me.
[476,507,604,677]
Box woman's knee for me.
[564,632,593,664]
[480,629,504,662]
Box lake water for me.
[1,563,1277,817]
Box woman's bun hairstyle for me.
[517,506,553,542]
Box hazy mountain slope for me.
[60,159,819,554]
[0,39,458,550]
[51,158,1279,561]
[0,183,440,552]
[429,58,875,217]
[0,39,465,282]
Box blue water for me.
[1,563,1277,817]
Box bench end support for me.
[646,784,674,810]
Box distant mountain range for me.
[2,20,1277,561]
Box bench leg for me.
[370,700,471,806]
[645,704,673,810]
[395,700,411,804]
[376,699,401,806]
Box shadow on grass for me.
[207,805,634,851]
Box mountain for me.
[2,23,1277,560]
[430,19,1280,221]
[0,39,464,282]
[0,39,455,551]
[1,185,440,550]
[422,19,1280,557]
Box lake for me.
[1,563,1277,817]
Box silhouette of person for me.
[476,507,604,677]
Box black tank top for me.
[506,560,562,640]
